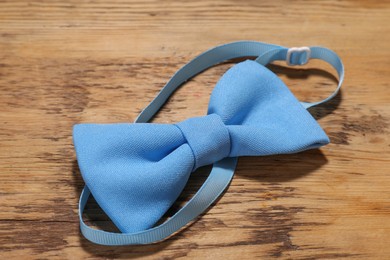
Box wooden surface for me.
[1,0,389,259]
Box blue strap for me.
[78,41,344,245]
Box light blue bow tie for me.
[73,41,344,245]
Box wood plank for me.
[0,0,389,259]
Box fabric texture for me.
[73,60,329,234]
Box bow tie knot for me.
[176,114,231,170]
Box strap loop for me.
[78,41,344,245]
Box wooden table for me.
[1,1,389,259]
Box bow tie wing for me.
[73,123,194,233]
[208,60,329,157]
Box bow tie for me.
[73,41,344,245]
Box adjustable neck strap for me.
[79,41,344,245]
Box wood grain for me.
[0,0,389,259]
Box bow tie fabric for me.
[73,41,344,245]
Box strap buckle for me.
[286,47,311,66]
